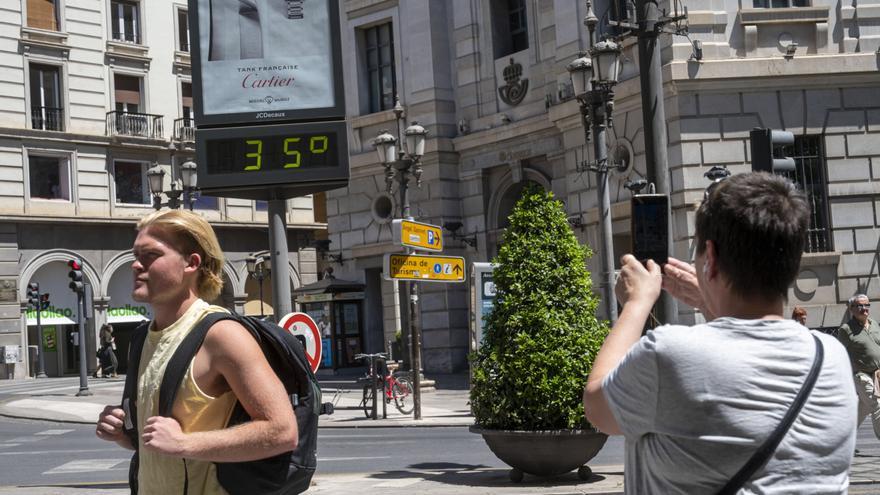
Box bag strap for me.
[717,334,825,495]
[122,321,150,438]
[157,312,237,417]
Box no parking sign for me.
[278,312,322,373]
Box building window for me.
[111,0,140,43]
[29,64,63,131]
[781,135,831,253]
[752,0,809,7]
[181,82,192,121]
[27,0,59,31]
[362,22,396,114]
[492,0,529,58]
[28,154,70,201]
[113,160,149,205]
[177,8,190,52]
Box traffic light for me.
[750,127,795,174]
[40,293,50,310]
[68,259,84,293]
[26,282,39,309]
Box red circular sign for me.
[279,312,322,373]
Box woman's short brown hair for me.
[136,210,225,301]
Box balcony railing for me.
[173,117,195,142]
[106,111,164,139]
[111,31,140,44]
[31,106,64,131]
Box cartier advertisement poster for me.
[194,0,339,122]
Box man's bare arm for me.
[142,320,297,462]
[584,255,661,435]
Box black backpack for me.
[122,311,332,495]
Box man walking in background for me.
[837,294,880,439]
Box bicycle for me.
[355,353,415,418]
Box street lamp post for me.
[372,97,428,420]
[147,161,198,210]
[567,6,622,323]
[246,255,270,318]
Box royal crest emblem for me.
[498,58,529,106]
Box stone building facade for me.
[330,0,880,373]
[0,0,321,379]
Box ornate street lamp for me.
[246,254,270,318]
[147,162,199,210]
[566,3,625,323]
[371,96,428,419]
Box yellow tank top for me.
[136,299,237,495]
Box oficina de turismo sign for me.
[188,0,345,127]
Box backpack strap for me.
[122,321,150,439]
[157,312,238,417]
[717,334,825,495]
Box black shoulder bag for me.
[717,334,825,495]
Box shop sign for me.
[333,292,364,301]
[296,293,333,303]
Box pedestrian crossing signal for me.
[68,259,84,293]
[40,293,50,310]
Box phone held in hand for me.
[631,194,669,266]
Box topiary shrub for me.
[470,185,609,431]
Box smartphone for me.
[631,194,669,266]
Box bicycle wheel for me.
[392,376,415,414]
[361,384,374,418]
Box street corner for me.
[0,397,104,424]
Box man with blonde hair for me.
[96,209,297,494]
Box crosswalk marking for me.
[43,459,127,474]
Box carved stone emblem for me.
[498,58,529,106]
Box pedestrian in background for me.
[584,172,857,493]
[94,323,117,378]
[792,306,808,327]
[837,294,880,440]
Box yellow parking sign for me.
[392,219,444,252]
[383,253,466,283]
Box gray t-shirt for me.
[602,318,857,494]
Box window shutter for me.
[27,0,58,31]
[114,75,141,105]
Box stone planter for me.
[469,426,607,482]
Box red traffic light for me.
[68,259,81,270]
[27,282,39,293]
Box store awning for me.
[27,311,76,326]
[106,313,149,324]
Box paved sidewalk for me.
[0,375,473,427]
[3,377,880,494]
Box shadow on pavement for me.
[364,462,614,488]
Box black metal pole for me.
[636,0,676,324]
[589,97,619,323]
[35,297,47,378]
[75,290,91,396]
[409,280,422,420]
[371,357,378,420]
[258,275,264,318]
